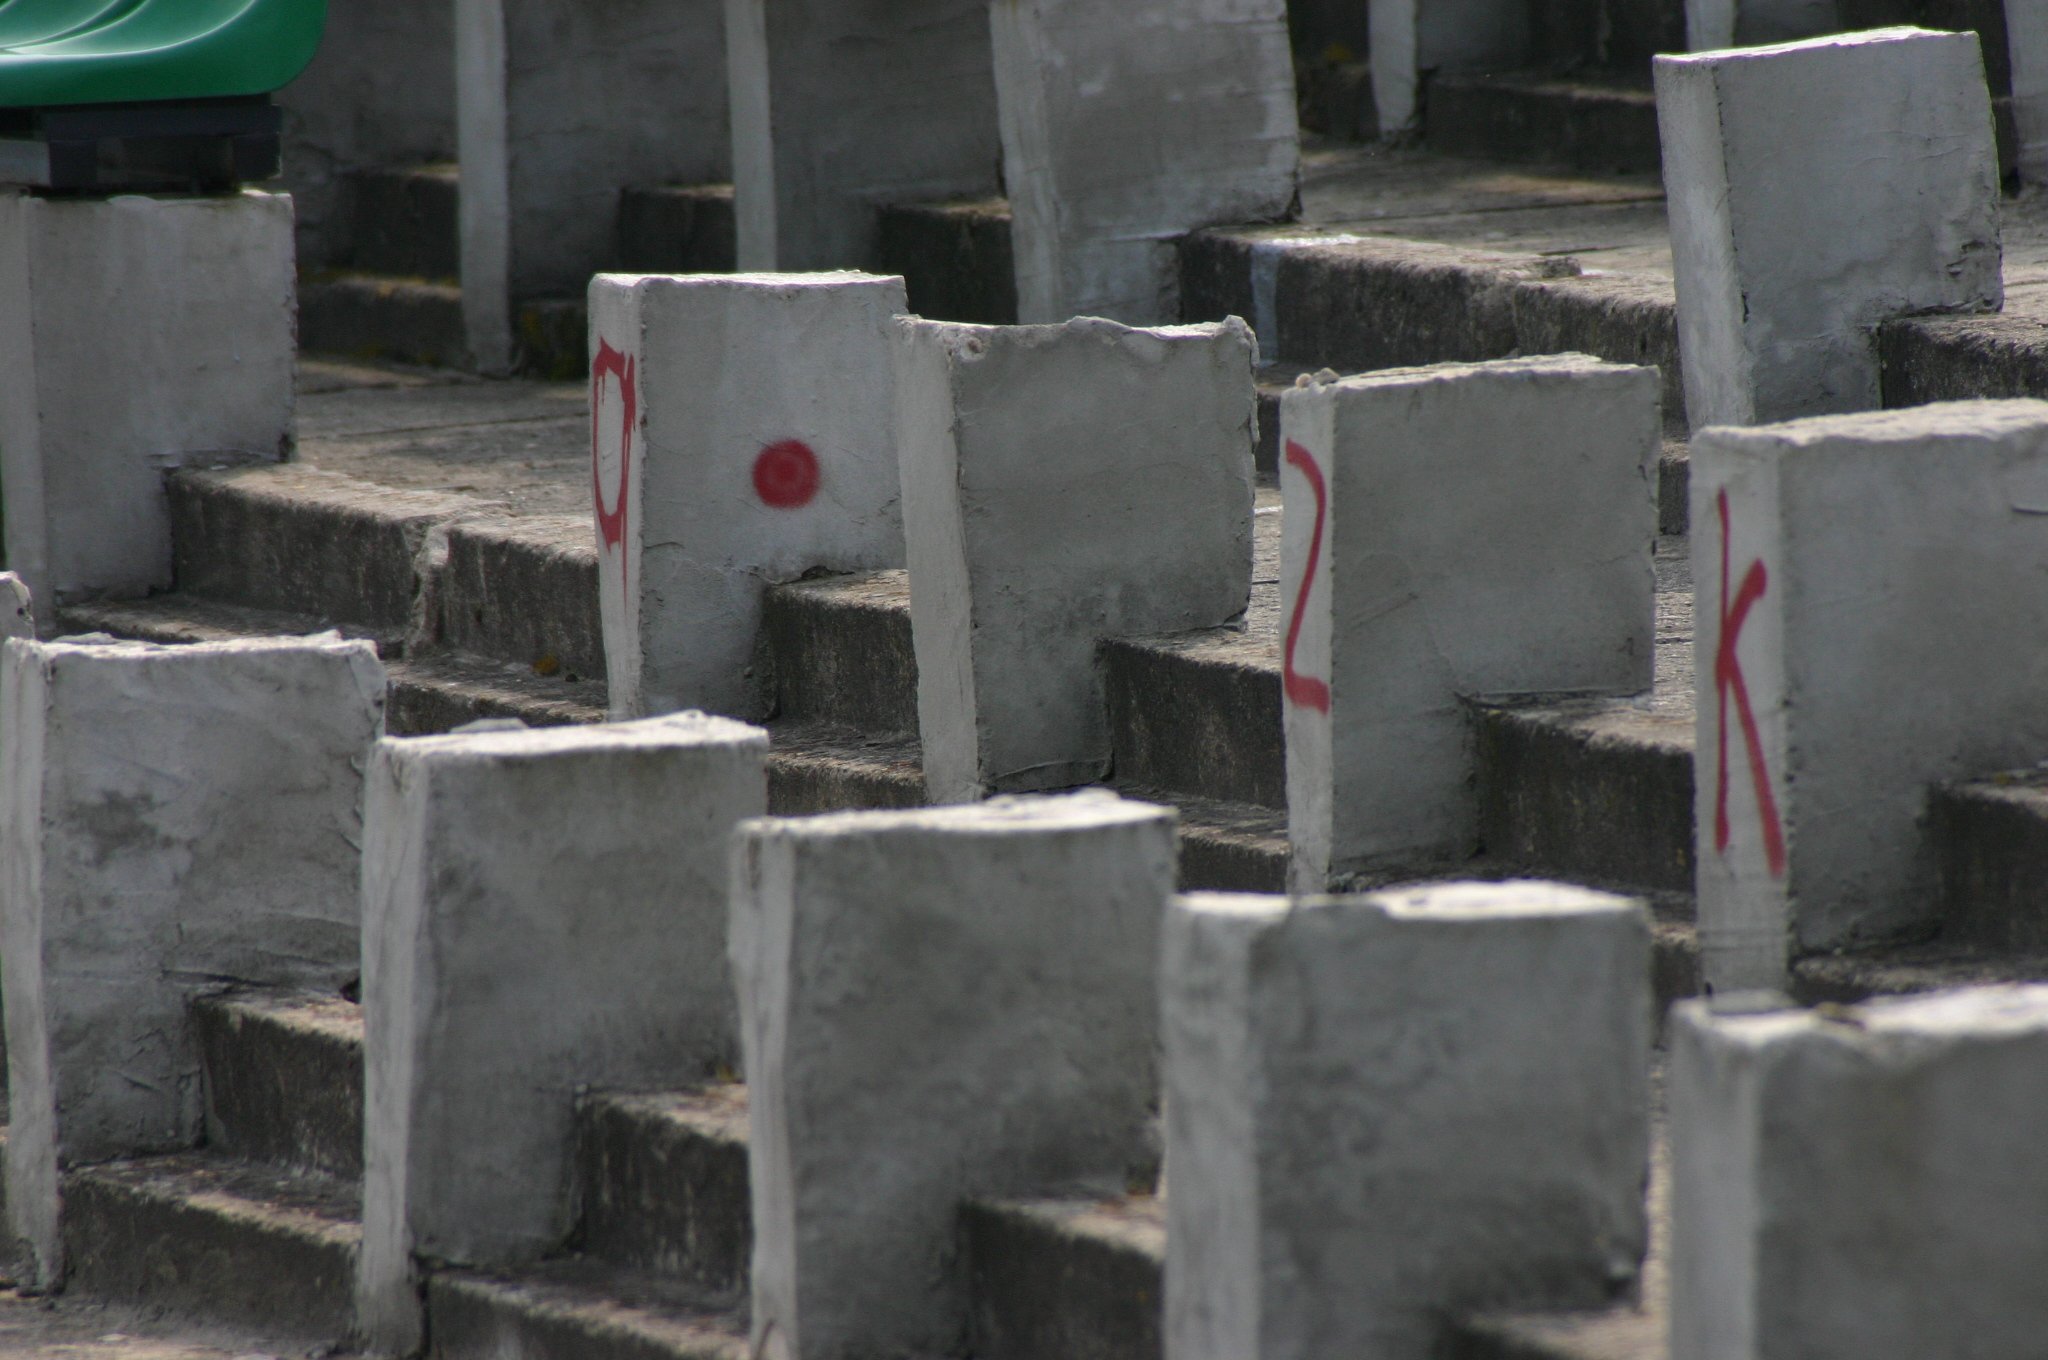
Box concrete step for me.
[618,183,739,275]
[340,163,460,280]
[300,271,470,370]
[1425,73,1663,176]
[573,1088,752,1292]
[964,1196,1165,1360]
[194,989,364,1181]
[875,197,1020,325]
[427,1264,748,1360]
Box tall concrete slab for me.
[458,0,729,373]
[895,315,1256,803]
[732,791,1177,1360]
[1,636,386,1288]
[1165,883,1651,1360]
[1684,0,1841,50]
[356,714,768,1355]
[1280,357,1659,889]
[1672,987,2048,1360]
[0,190,295,609]
[725,0,1001,272]
[1692,401,2048,992]
[990,0,1299,324]
[1370,0,1530,135]
[589,272,907,721]
[1655,28,2001,429]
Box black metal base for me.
[0,96,281,193]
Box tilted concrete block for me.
[991,0,1299,325]
[1280,356,1659,889]
[1656,29,2001,429]
[1672,986,2048,1360]
[589,272,907,722]
[1370,0,1530,135]
[2011,0,2048,183]
[0,190,295,608]
[726,0,999,271]
[1,635,386,1287]
[1684,0,1841,51]
[732,791,1178,1360]
[1692,401,2048,991]
[1165,883,1651,1360]
[356,713,768,1355]
[895,316,1255,802]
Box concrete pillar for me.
[589,271,907,722]
[725,0,1000,272]
[895,316,1256,803]
[1671,986,2048,1360]
[1692,400,2048,993]
[990,0,1299,325]
[1684,0,1840,51]
[0,190,295,609]
[731,791,1178,1360]
[356,713,768,1355]
[457,0,729,373]
[1280,356,1659,890]
[1655,28,2001,430]
[1,635,386,1288]
[1165,882,1651,1360]
[1369,0,1530,136]
[2009,0,2048,183]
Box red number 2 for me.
[1283,440,1331,715]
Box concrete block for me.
[1671,986,2048,1360]
[1279,356,1659,889]
[895,316,1256,802]
[1684,0,1841,50]
[990,0,1299,324]
[1691,400,2048,992]
[589,272,908,722]
[2010,0,2048,182]
[1370,0,1531,135]
[457,0,729,373]
[1655,29,2001,429]
[0,190,295,608]
[0,635,386,1287]
[726,0,1000,272]
[0,574,31,641]
[356,713,768,1355]
[731,791,1178,1360]
[1165,883,1651,1360]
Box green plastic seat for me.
[0,0,326,108]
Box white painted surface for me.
[990,0,1298,324]
[895,316,1256,802]
[2010,0,2048,183]
[356,713,768,1355]
[588,272,907,721]
[1369,0,1529,135]
[1691,400,2048,992]
[1280,356,1659,888]
[0,575,31,641]
[731,791,1177,1360]
[1672,986,2048,1360]
[0,191,295,608]
[1165,883,1651,1360]
[0,635,385,1288]
[1683,0,1840,51]
[1655,29,2002,429]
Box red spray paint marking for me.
[1713,488,1787,878]
[753,439,820,509]
[1282,440,1332,715]
[591,340,636,552]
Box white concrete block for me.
[2009,0,2048,183]
[1165,883,1651,1360]
[731,791,1178,1360]
[457,0,729,372]
[0,575,32,641]
[1370,0,1530,135]
[1692,400,2048,992]
[589,272,908,722]
[0,190,295,608]
[0,635,386,1287]
[990,0,1299,324]
[1655,29,2002,429]
[1279,356,1659,889]
[1683,0,1840,52]
[356,713,768,1355]
[1671,986,2048,1360]
[725,0,1000,271]
[895,316,1256,802]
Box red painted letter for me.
[591,340,636,554]
[1282,440,1332,715]
[1713,488,1787,878]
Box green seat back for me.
[0,0,326,107]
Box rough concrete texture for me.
[1164,884,1651,1360]
[575,1086,752,1294]
[730,791,1178,1360]
[1691,401,2048,990]
[456,0,729,372]
[589,272,908,722]
[725,0,1000,272]
[0,191,295,608]
[1655,28,2002,428]
[0,635,385,1288]
[963,1196,1165,1360]
[895,316,1255,802]
[0,576,30,642]
[1371,0,1530,134]
[193,990,365,1180]
[1683,0,1841,49]
[990,0,1299,325]
[876,198,1020,326]
[357,713,768,1354]
[1280,357,1659,888]
[340,163,461,279]
[2012,0,2048,181]
[1671,986,2048,1360]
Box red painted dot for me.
[754,439,820,509]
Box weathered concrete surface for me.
[575,1086,751,1294]
[964,1196,1165,1360]
[2012,0,2048,181]
[876,198,1019,325]
[1683,0,1840,49]
[0,576,30,643]
[1933,773,2048,952]
[193,990,364,1181]
[1427,75,1663,176]
[336,164,460,280]
[299,273,470,370]
[1371,0,1530,135]
[426,1264,749,1360]
[618,183,739,275]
